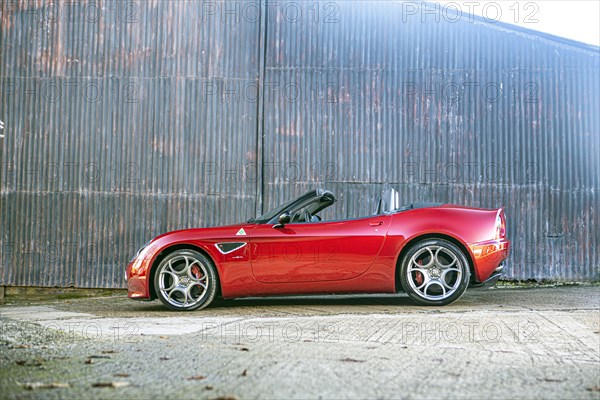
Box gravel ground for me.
[0,286,599,399]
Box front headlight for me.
[129,239,152,263]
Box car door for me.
[249,215,391,283]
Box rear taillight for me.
[495,209,506,239]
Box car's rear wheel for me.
[153,249,217,311]
[399,239,470,306]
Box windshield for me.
[249,189,335,224]
[250,197,298,224]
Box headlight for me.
[129,240,152,263]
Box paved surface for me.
[0,286,599,399]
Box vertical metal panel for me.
[1,1,599,287]
[262,1,600,281]
[1,0,261,288]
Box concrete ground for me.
[0,286,599,400]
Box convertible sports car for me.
[126,188,509,310]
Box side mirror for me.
[273,212,291,228]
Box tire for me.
[153,249,218,311]
[399,239,470,306]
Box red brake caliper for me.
[191,266,201,279]
[415,259,423,286]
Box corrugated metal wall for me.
[261,1,600,281]
[1,1,599,287]
[0,0,262,287]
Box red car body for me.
[126,189,509,303]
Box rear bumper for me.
[469,263,504,288]
[469,239,510,283]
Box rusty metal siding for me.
[1,0,262,288]
[261,1,599,281]
[1,1,599,287]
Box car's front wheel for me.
[153,249,218,311]
[399,239,470,306]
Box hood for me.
[150,222,256,244]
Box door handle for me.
[369,221,383,227]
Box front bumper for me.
[125,258,152,300]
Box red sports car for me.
[126,188,509,310]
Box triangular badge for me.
[236,228,246,236]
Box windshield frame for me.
[251,189,335,224]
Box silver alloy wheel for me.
[158,254,209,309]
[406,245,463,301]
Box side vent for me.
[215,242,247,254]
